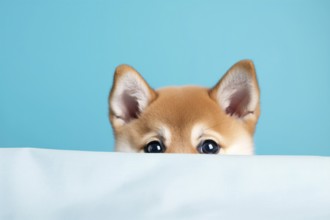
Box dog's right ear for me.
[109,65,156,127]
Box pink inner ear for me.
[225,87,252,118]
[122,91,139,122]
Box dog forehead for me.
[143,86,222,127]
[156,86,213,106]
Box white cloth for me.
[0,148,329,220]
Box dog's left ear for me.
[109,65,157,128]
[210,60,260,122]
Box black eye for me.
[144,141,166,153]
[197,140,220,154]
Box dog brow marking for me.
[191,123,227,151]
[190,124,206,148]
[157,125,171,147]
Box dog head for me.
[108,60,260,154]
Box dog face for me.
[108,60,260,154]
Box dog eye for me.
[197,140,220,154]
[144,141,166,153]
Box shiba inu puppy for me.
[108,60,260,154]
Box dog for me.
[108,60,260,154]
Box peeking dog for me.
[108,60,260,154]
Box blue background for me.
[1,0,329,155]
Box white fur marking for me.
[221,132,254,155]
[190,124,253,155]
[115,138,138,153]
[190,124,204,147]
[190,124,225,154]
[159,126,172,147]
[141,125,172,149]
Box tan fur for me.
[109,60,260,154]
